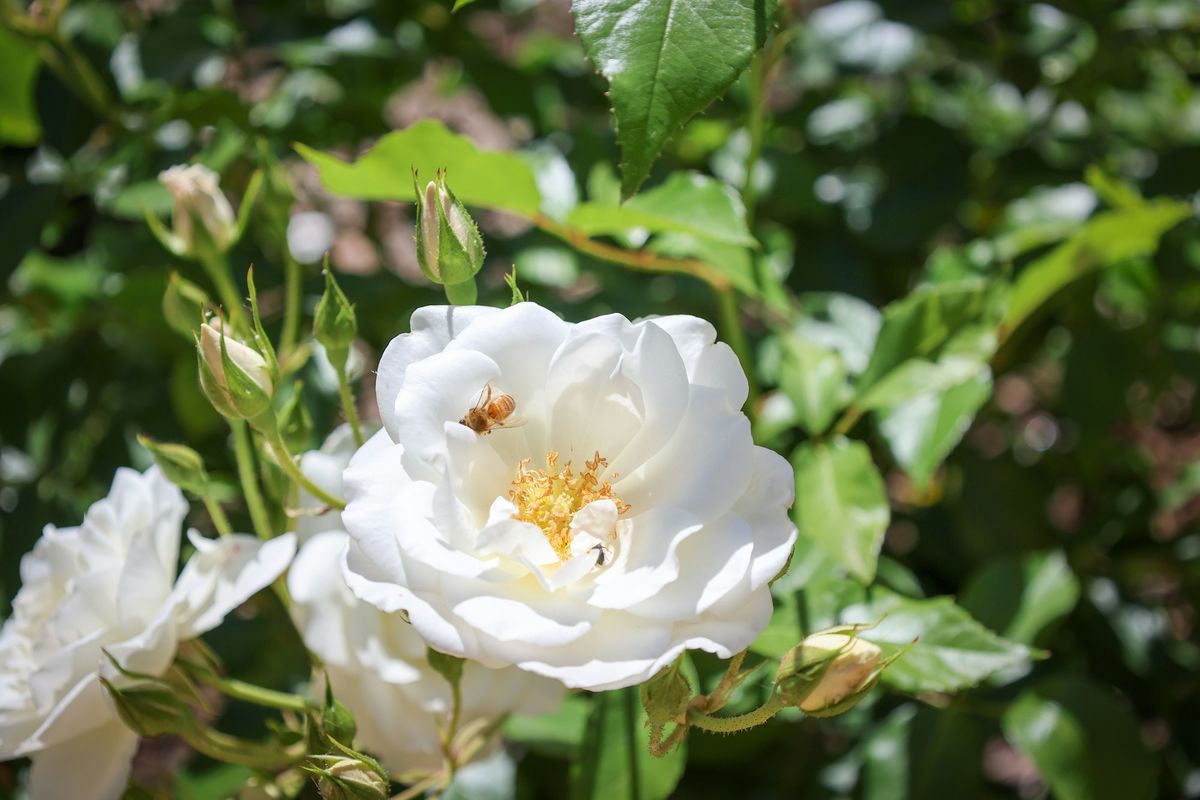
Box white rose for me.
[158,164,238,254]
[342,303,797,691]
[0,467,296,800]
[289,430,563,774]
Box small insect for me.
[459,384,518,435]
[591,543,611,567]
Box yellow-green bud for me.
[137,435,210,495]
[775,631,882,718]
[100,677,190,738]
[313,268,357,373]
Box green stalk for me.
[231,420,273,539]
[444,279,477,306]
[279,251,302,361]
[201,495,233,537]
[208,675,310,712]
[267,432,347,510]
[717,288,761,414]
[687,695,784,734]
[198,250,248,332]
[336,370,365,447]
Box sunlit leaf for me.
[1002,198,1190,334]
[573,0,777,196]
[1003,678,1157,800]
[567,172,755,246]
[791,438,889,583]
[296,119,542,214]
[960,550,1081,646]
[844,588,1032,693]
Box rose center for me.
[508,451,629,560]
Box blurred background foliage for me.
[1,0,1199,798]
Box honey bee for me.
[459,384,518,435]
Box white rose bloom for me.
[158,163,237,253]
[0,467,296,800]
[289,428,564,773]
[342,303,796,691]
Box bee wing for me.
[494,415,528,431]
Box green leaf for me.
[875,370,992,487]
[793,293,881,376]
[778,338,850,436]
[648,234,759,296]
[1002,678,1157,800]
[504,695,590,759]
[791,438,889,583]
[862,705,917,800]
[1002,198,1190,334]
[451,0,479,10]
[570,688,686,800]
[295,119,541,215]
[573,0,777,196]
[856,280,993,398]
[0,26,42,146]
[960,550,1081,646]
[845,588,1032,693]
[567,171,755,246]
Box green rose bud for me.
[137,435,210,495]
[313,268,357,373]
[100,676,191,738]
[197,319,274,421]
[775,630,883,718]
[413,170,485,304]
[307,753,389,800]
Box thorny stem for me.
[337,369,365,447]
[707,650,748,713]
[531,213,732,292]
[231,420,273,539]
[267,432,347,510]
[687,694,785,734]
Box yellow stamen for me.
[508,450,629,560]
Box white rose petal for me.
[0,466,294,800]
[342,303,797,691]
[288,431,563,773]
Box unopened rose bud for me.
[159,164,238,255]
[412,170,484,303]
[775,631,882,718]
[138,435,210,496]
[101,676,191,738]
[198,320,274,420]
[308,754,389,800]
[313,268,357,373]
[162,272,212,337]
